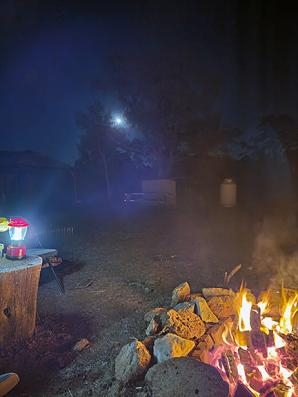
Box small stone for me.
[145,357,229,397]
[115,340,151,384]
[161,309,206,340]
[145,318,160,336]
[153,333,195,363]
[173,301,195,313]
[193,296,219,323]
[144,307,167,324]
[171,282,191,306]
[207,295,235,319]
[73,338,90,352]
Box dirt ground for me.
[3,205,268,396]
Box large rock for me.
[145,357,229,397]
[144,308,167,325]
[202,288,235,298]
[173,301,195,313]
[161,309,206,340]
[146,318,160,336]
[207,295,235,319]
[193,296,219,323]
[171,282,191,306]
[115,340,151,383]
[153,333,195,363]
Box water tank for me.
[220,178,237,207]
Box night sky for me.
[1,1,298,164]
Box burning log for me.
[249,305,268,355]
[220,350,239,382]
[250,330,267,356]
[250,306,262,330]
[238,348,253,367]
[285,333,298,358]
[289,367,298,386]
[261,381,291,397]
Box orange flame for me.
[235,287,253,332]
[279,290,298,334]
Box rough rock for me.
[73,338,90,352]
[146,318,160,336]
[144,307,167,324]
[142,336,156,353]
[202,288,235,298]
[115,340,151,383]
[171,282,191,306]
[207,295,235,319]
[190,335,213,363]
[145,357,229,397]
[161,309,206,340]
[190,293,203,300]
[153,333,195,363]
[173,301,195,313]
[193,296,219,323]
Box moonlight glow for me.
[111,113,127,128]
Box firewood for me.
[265,362,278,377]
[266,330,275,347]
[238,347,253,367]
[261,381,291,397]
[233,382,255,397]
[220,350,239,381]
[224,264,242,286]
[250,330,267,356]
[249,372,265,393]
[250,306,261,331]
[289,367,298,386]
[280,332,298,358]
[260,381,278,395]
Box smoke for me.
[252,211,298,289]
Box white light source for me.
[111,113,127,129]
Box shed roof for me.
[0,150,70,170]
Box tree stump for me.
[0,256,42,345]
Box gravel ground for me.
[5,205,265,396]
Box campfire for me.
[208,285,298,397]
[115,280,298,397]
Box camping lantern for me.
[6,218,29,260]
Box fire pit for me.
[208,285,298,397]
[114,281,298,397]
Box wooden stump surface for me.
[0,256,42,345]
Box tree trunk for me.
[100,151,112,199]
[0,256,42,345]
[286,150,298,226]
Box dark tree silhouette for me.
[76,102,114,198]
[98,51,222,178]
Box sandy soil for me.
[4,206,263,396]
